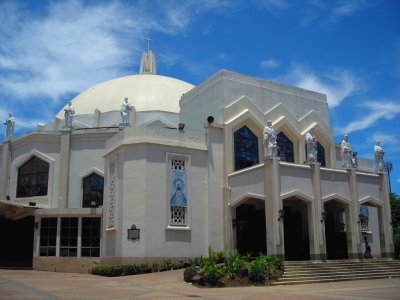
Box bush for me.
[184,266,198,282]
[248,258,266,282]
[90,265,123,277]
[208,247,226,263]
[224,251,246,279]
[160,259,173,271]
[152,263,160,272]
[201,259,224,285]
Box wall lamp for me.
[278,209,285,221]
[321,210,328,223]
[207,116,214,124]
[178,123,185,130]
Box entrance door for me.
[0,216,34,268]
[236,202,266,256]
[324,201,348,259]
[283,200,310,261]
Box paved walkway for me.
[1,269,400,300]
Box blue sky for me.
[0,0,399,194]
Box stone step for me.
[272,260,400,286]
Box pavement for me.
[0,268,400,300]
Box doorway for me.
[324,200,348,259]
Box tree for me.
[390,193,400,258]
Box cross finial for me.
[145,37,153,53]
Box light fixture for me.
[178,123,185,130]
[34,221,39,230]
[207,116,214,124]
[278,209,285,221]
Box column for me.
[379,172,394,257]
[348,168,362,259]
[310,163,325,260]
[57,131,71,208]
[0,141,11,199]
[264,157,284,259]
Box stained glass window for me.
[82,173,104,208]
[234,126,259,171]
[169,159,187,226]
[17,156,49,198]
[277,132,294,163]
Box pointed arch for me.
[322,193,351,205]
[281,190,313,203]
[359,196,381,207]
[230,193,265,209]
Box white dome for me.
[56,74,194,118]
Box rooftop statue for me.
[340,134,353,169]
[64,102,75,129]
[120,97,133,125]
[263,120,278,158]
[374,140,384,173]
[306,128,317,164]
[4,113,15,140]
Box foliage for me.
[208,247,226,263]
[247,257,266,282]
[184,266,198,282]
[391,193,400,258]
[183,248,284,287]
[160,259,173,271]
[90,265,123,277]
[224,251,246,279]
[90,261,183,277]
[200,259,224,285]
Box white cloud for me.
[338,101,400,134]
[0,0,229,103]
[260,58,280,69]
[286,65,358,108]
[369,133,399,145]
[259,0,288,11]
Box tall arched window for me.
[82,173,104,208]
[277,132,294,163]
[17,156,49,197]
[234,126,259,171]
[305,142,326,166]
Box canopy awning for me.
[0,200,37,220]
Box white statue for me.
[64,102,75,128]
[305,128,317,164]
[340,134,353,168]
[374,140,384,173]
[263,120,278,158]
[4,113,15,140]
[120,97,132,125]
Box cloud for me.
[338,101,400,134]
[286,65,358,108]
[369,133,399,145]
[0,0,230,102]
[301,0,382,27]
[258,0,288,11]
[260,58,280,69]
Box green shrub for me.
[184,266,198,282]
[208,247,226,263]
[224,250,246,279]
[201,259,224,285]
[248,258,266,282]
[160,259,173,271]
[152,262,160,272]
[90,265,123,277]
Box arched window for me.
[277,132,294,163]
[82,173,104,208]
[234,126,259,171]
[17,156,49,198]
[305,142,326,166]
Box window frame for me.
[233,125,260,171]
[166,153,191,230]
[81,170,104,208]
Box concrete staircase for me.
[272,259,400,285]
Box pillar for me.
[0,141,11,199]
[379,172,395,257]
[348,168,362,259]
[264,157,284,259]
[310,163,326,260]
[57,131,71,208]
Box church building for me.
[0,50,394,272]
